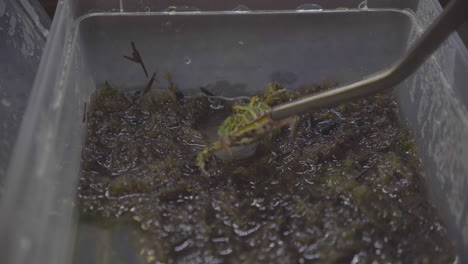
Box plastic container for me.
[2,0,468,263]
[0,0,50,182]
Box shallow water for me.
[78,83,456,263]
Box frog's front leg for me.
[197,141,222,175]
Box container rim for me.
[74,7,418,25]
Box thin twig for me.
[123,41,149,78]
[166,72,184,100]
[143,72,158,95]
[82,102,87,123]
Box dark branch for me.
[200,87,215,96]
[123,41,149,78]
[166,72,184,100]
[143,72,158,95]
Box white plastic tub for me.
[1,1,468,263]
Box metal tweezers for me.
[270,0,468,121]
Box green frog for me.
[197,83,298,175]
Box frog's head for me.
[262,83,298,107]
[263,83,284,96]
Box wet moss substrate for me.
[79,81,456,263]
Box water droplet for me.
[1,99,11,107]
[358,0,368,9]
[19,236,31,250]
[184,56,191,64]
[165,6,177,14]
[219,248,233,255]
[208,97,225,110]
[233,224,261,237]
[164,5,200,13]
[233,5,250,12]
[296,4,323,11]
[160,21,172,32]
[209,103,224,110]
[174,239,191,252]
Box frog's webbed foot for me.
[219,136,235,157]
[197,141,222,176]
[197,154,209,175]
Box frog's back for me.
[218,97,271,136]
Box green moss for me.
[352,185,370,205]
[321,173,342,187]
[391,136,417,156]
[79,80,456,263]
[376,152,414,183]
[92,82,132,112]
[316,112,334,122]
[343,158,355,169]
[138,90,176,113]
[157,183,190,201]
[262,82,299,106]
[108,174,153,196]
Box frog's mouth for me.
[196,102,260,161]
[215,143,259,161]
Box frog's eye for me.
[248,96,259,104]
[269,82,284,92]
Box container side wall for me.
[396,1,468,262]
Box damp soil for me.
[79,81,456,264]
